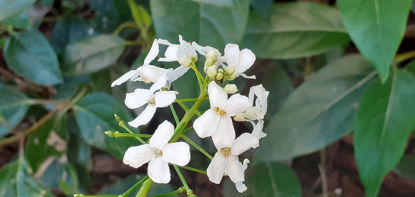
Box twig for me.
[318,148,328,197]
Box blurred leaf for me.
[49,17,91,54]
[4,30,63,85]
[248,162,301,197]
[0,157,54,197]
[338,0,412,81]
[150,0,250,48]
[87,0,113,13]
[242,2,349,59]
[73,92,137,158]
[0,0,35,21]
[255,55,376,162]
[0,84,30,138]
[354,69,415,197]
[62,34,126,76]
[222,178,250,197]
[188,0,233,6]
[393,155,415,179]
[128,0,152,31]
[101,175,176,196]
[0,12,32,29]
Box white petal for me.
[124,89,152,109]
[193,109,221,138]
[162,142,190,166]
[212,116,235,148]
[154,91,178,108]
[159,45,178,62]
[128,105,156,128]
[231,133,259,156]
[149,120,174,149]
[208,81,228,109]
[148,157,171,184]
[192,42,206,56]
[235,182,247,193]
[158,39,173,45]
[144,39,159,65]
[111,70,139,87]
[207,152,226,184]
[240,73,256,79]
[224,43,240,67]
[235,49,255,74]
[123,144,155,168]
[226,155,244,183]
[224,94,251,116]
[150,74,169,93]
[254,85,269,113]
[251,120,266,140]
[167,66,190,83]
[138,65,169,83]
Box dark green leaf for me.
[354,69,415,197]
[393,155,415,179]
[248,162,302,197]
[63,34,126,76]
[242,2,349,59]
[0,0,35,21]
[0,12,32,29]
[150,0,250,48]
[0,157,54,197]
[338,0,412,80]
[0,84,30,138]
[49,17,91,54]
[254,55,376,162]
[4,30,63,85]
[73,92,137,158]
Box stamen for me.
[155,149,163,156]
[148,98,156,106]
[220,147,231,157]
[213,107,226,115]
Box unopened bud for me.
[224,66,235,75]
[233,113,246,122]
[204,59,214,67]
[216,72,224,81]
[207,50,218,62]
[217,68,224,74]
[224,84,238,94]
[207,66,217,79]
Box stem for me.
[175,98,199,103]
[114,21,139,36]
[150,187,186,197]
[181,135,212,160]
[114,114,146,144]
[30,99,68,105]
[105,131,152,139]
[122,176,149,197]
[394,50,415,63]
[176,102,189,112]
[169,105,180,125]
[173,165,194,196]
[74,195,116,197]
[318,148,328,197]
[190,63,206,90]
[136,179,153,197]
[179,166,206,174]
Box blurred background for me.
[1,0,415,197]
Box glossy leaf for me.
[254,55,376,162]
[338,0,412,80]
[0,84,30,138]
[354,69,415,197]
[0,0,35,21]
[4,30,63,85]
[242,2,349,59]
[73,92,137,158]
[63,34,125,76]
[150,0,250,48]
[248,162,302,197]
[0,157,54,197]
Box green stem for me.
[176,102,189,112]
[173,165,194,196]
[181,135,212,160]
[395,50,415,63]
[169,105,180,125]
[175,98,199,102]
[136,179,153,197]
[114,21,139,36]
[150,187,186,197]
[122,176,149,197]
[179,165,207,174]
[74,195,116,197]
[105,131,151,139]
[114,114,146,144]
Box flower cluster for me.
[111,35,268,193]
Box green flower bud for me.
[224,84,238,94]
[216,72,224,81]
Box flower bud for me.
[217,68,224,74]
[216,72,224,81]
[204,59,214,68]
[224,84,238,94]
[207,66,217,79]
[224,66,235,75]
[233,113,246,122]
[207,50,218,62]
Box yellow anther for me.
[220,147,232,157]
[214,107,226,115]
[148,98,156,106]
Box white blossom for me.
[223,43,256,79]
[193,81,250,148]
[125,89,177,127]
[206,133,259,192]
[123,121,191,184]
[234,84,269,122]
[251,119,266,140]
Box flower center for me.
[220,147,232,157]
[148,98,156,106]
[213,107,226,115]
[155,149,163,157]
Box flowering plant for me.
[97,36,269,196]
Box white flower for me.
[223,43,256,79]
[125,89,177,127]
[251,119,266,140]
[123,121,191,184]
[234,84,269,122]
[235,159,250,193]
[192,42,223,69]
[111,39,171,91]
[193,81,250,147]
[206,133,259,192]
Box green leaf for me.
[128,0,152,31]
[393,155,415,179]
[0,157,54,197]
[0,84,30,138]
[254,55,376,162]
[0,11,32,29]
[0,0,35,21]
[4,30,63,85]
[150,0,250,48]
[338,0,412,81]
[242,2,349,59]
[73,92,137,158]
[248,162,302,197]
[354,69,415,197]
[62,34,126,76]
